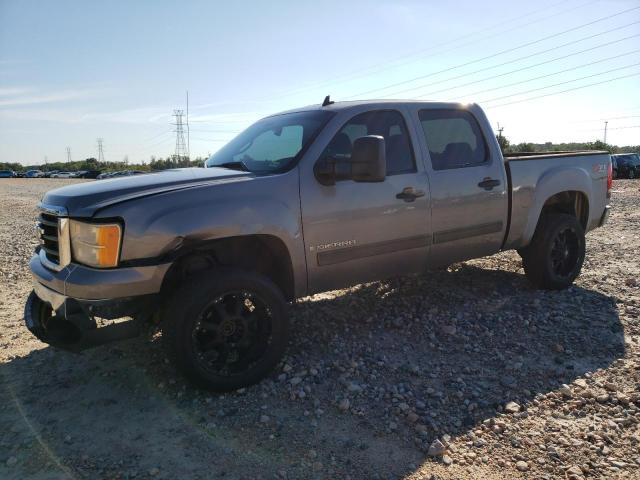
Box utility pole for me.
[186,90,190,160]
[497,122,504,140]
[44,156,48,172]
[97,138,105,162]
[66,147,71,164]
[603,121,608,144]
[172,110,188,161]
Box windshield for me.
[205,110,334,173]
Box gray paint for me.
[31,100,610,305]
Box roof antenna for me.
[322,95,334,107]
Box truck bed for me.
[504,150,607,161]
[503,150,610,250]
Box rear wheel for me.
[521,214,585,290]
[162,269,289,391]
[630,169,636,179]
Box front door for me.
[299,108,431,294]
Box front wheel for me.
[162,269,289,391]
[629,169,636,179]
[521,214,585,290]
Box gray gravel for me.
[0,178,638,480]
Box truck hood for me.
[42,167,253,217]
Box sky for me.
[0,0,639,165]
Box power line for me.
[487,71,640,109]
[144,130,173,143]
[414,35,640,99]
[382,22,640,99]
[266,0,594,101]
[442,49,640,101]
[481,62,640,104]
[347,6,640,99]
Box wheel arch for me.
[159,234,296,302]
[522,167,592,245]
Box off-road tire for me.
[161,268,289,391]
[522,214,585,290]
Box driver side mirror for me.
[314,135,386,186]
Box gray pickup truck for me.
[25,100,612,391]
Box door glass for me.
[419,109,488,170]
[321,110,416,176]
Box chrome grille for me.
[36,203,71,270]
[38,212,60,264]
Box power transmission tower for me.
[66,147,71,164]
[172,110,188,161]
[97,138,105,162]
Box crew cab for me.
[25,100,612,391]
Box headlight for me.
[69,220,122,268]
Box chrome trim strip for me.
[39,248,64,272]
[58,218,71,268]
[317,235,431,266]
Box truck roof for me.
[272,99,473,117]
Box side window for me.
[321,110,416,176]
[418,109,488,170]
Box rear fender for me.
[522,166,592,245]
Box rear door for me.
[299,107,431,294]
[410,106,508,267]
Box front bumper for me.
[26,252,170,351]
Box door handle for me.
[396,187,425,202]
[478,178,501,190]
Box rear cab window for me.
[418,109,489,170]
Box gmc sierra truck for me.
[25,100,612,391]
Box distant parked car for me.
[51,171,73,179]
[0,170,16,178]
[612,153,640,179]
[43,170,59,178]
[75,170,102,179]
[25,169,44,178]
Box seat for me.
[437,142,474,169]
[326,133,352,159]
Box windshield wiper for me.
[216,161,250,172]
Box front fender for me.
[95,171,307,296]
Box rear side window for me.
[322,110,416,175]
[419,109,488,170]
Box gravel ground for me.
[0,178,638,480]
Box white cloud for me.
[0,87,105,108]
[0,87,32,97]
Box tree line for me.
[0,156,206,173]
[2,140,639,173]
[496,137,639,155]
